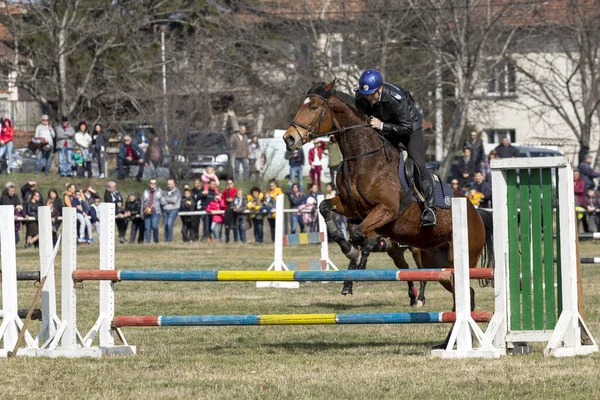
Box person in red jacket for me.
[0,118,14,173]
[574,169,586,206]
[308,139,326,189]
[206,193,226,241]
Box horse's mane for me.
[307,82,360,115]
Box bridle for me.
[289,93,370,143]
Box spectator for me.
[56,116,76,177]
[34,115,55,175]
[285,147,304,194]
[63,183,76,208]
[48,189,62,244]
[1,182,23,244]
[73,188,93,244]
[267,179,283,242]
[326,135,343,187]
[482,150,498,184]
[83,185,98,205]
[231,189,250,243]
[118,135,145,182]
[230,124,250,181]
[473,172,492,208]
[73,148,85,178]
[247,186,264,243]
[90,196,101,239]
[146,137,164,179]
[21,180,40,204]
[306,183,321,203]
[191,178,203,242]
[141,179,162,243]
[457,147,476,188]
[92,124,109,179]
[24,190,42,248]
[201,166,220,190]
[308,139,326,189]
[160,178,181,242]
[46,198,61,245]
[583,188,600,232]
[288,183,306,234]
[206,193,226,241]
[574,169,586,207]
[299,195,318,232]
[75,121,93,178]
[104,181,127,243]
[467,187,484,208]
[125,192,143,244]
[222,178,238,243]
[180,188,196,242]
[578,154,600,190]
[494,137,519,158]
[450,178,460,193]
[0,118,15,174]
[200,179,219,243]
[248,135,262,184]
[464,131,485,172]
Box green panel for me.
[542,168,556,329]
[529,169,545,330]
[507,170,521,330]
[519,169,533,330]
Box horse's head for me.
[283,79,337,151]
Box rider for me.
[354,69,436,226]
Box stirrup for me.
[421,208,437,227]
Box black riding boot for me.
[420,174,437,227]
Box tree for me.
[509,0,600,166]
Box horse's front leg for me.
[319,197,358,260]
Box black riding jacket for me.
[355,83,422,139]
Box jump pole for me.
[257,194,337,289]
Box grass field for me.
[2,173,600,399]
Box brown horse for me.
[283,80,493,339]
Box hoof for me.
[409,299,417,307]
[415,300,424,308]
[341,285,353,296]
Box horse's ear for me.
[324,78,337,92]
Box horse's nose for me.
[284,134,297,151]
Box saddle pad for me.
[398,151,453,209]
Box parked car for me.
[0,147,38,174]
[170,130,232,180]
[447,145,563,182]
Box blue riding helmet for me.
[356,69,383,95]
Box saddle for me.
[398,145,452,210]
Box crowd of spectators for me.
[574,154,600,232]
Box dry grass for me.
[1,234,600,399]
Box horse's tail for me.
[476,208,494,270]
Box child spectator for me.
[180,188,197,242]
[583,188,600,232]
[206,193,226,241]
[73,148,84,178]
[467,187,484,208]
[200,179,220,243]
[232,189,250,243]
[201,166,220,191]
[247,187,264,243]
[267,179,283,242]
[125,192,143,244]
[299,195,318,232]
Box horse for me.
[282,80,494,347]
